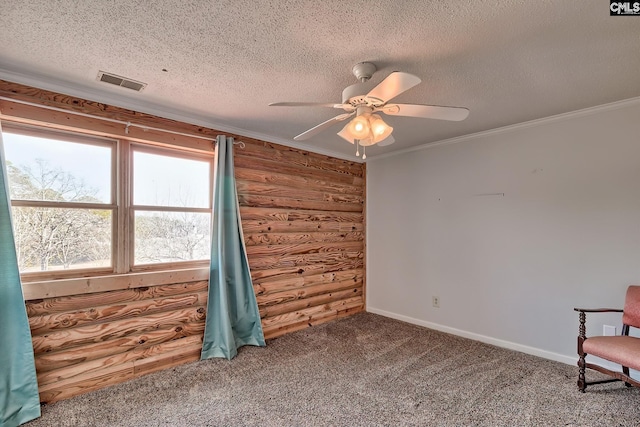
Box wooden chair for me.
[574,285,640,392]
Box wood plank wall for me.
[1,80,366,403]
[236,139,366,339]
[27,280,208,403]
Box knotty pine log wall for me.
[1,80,366,403]
[27,278,209,403]
[237,140,365,339]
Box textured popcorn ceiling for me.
[0,1,639,160]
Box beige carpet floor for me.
[26,313,640,426]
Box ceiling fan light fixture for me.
[339,113,393,146]
[337,127,356,144]
[369,114,393,142]
[345,114,371,140]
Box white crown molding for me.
[367,96,640,162]
[8,62,637,166]
[0,66,362,163]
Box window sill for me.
[22,267,210,301]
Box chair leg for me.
[578,356,586,392]
[577,311,586,392]
[623,366,631,387]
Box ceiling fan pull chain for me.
[362,146,367,160]
[355,140,360,157]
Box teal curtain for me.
[0,123,41,426]
[201,135,265,360]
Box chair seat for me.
[583,335,640,371]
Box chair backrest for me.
[622,285,640,328]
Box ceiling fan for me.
[269,62,469,159]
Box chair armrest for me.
[575,307,624,349]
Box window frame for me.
[128,142,214,272]
[3,124,118,280]
[2,123,214,282]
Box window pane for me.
[133,151,210,208]
[11,207,112,272]
[134,211,210,265]
[3,132,112,204]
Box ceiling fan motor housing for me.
[342,82,378,106]
[342,83,365,104]
[351,62,377,82]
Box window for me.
[2,125,213,279]
[131,146,212,267]
[3,128,115,274]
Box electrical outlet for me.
[432,296,440,308]
[603,325,616,336]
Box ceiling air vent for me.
[96,71,147,92]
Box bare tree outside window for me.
[3,128,212,276]
[135,211,210,263]
[132,149,211,266]
[7,160,111,272]
[3,130,113,274]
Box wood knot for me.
[175,326,183,332]
[297,269,304,274]
[138,339,146,344]
[197,307,205,314]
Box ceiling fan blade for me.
[377,135,396,147]
[294,112,355,141]
[366,72,421,103]
[269,102,348,109]
[380,104,469,121]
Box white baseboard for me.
[367,306,578,366]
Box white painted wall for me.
[366,99,640,365]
